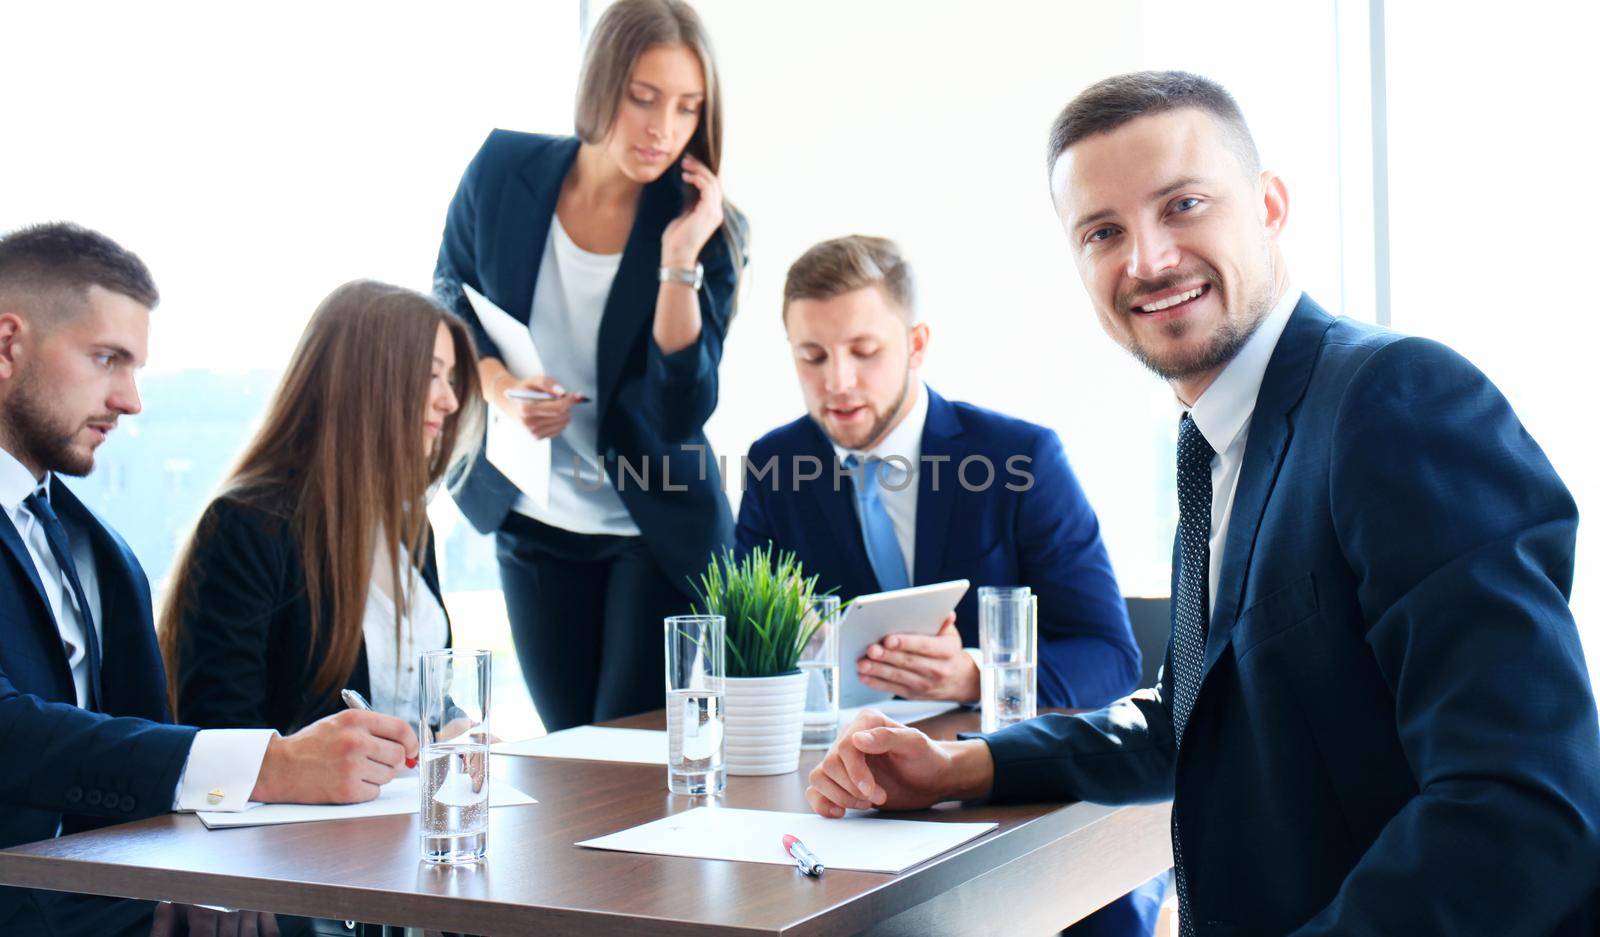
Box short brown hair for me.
[782,235,915,322]
[1046,70,1260,177]
[0,221,159,313]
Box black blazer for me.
[1,477,195,934]
[432,130,744,595]
[977,298,1600,935]
[171,494,449,734]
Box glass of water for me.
[418,648,491,864]
[799,595,842,749]
[665,614,725,796]
[979,586,1037,733]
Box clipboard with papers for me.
[462,284,550,508]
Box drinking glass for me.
[978,586,1037,733]
[799,595,842,749]
[418,648,492,864]
[665,614,725,795]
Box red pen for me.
[783,834,824,877]
[341,688,418,769]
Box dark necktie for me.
[1171,412,1215,937]
[25,487,102,711]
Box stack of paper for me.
[196,776,537,830]
[837,699,962,728]
[577,806,996,874]
[492,726,668,765]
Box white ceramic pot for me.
[722,671,809,776]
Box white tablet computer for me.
[837,579,970,707]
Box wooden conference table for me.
[0,708,1172,936]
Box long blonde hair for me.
[160,280,483,716]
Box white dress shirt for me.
[831,382,929,584]
[0,445,269,815]
[362,549,450,721]
[1181,286,1301,615]
[512,215,641,536]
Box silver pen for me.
[341,689,416,768]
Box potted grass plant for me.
[693,544,828,775]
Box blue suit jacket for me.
[735,389,1140,709]
[433,130,742,594]
[0,477,195,932]
[980,297,1600,935]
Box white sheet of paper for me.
[196,776,537,830]
[492,726,667,765]
[837,699,963,728]
[463,283,550,509]
[577,806,995,874]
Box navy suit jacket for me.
[0,477,195,931]
[735,388,1140,709]
[433,130,743,594]
[979,297,1600,935]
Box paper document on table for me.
[196,776,537,829]
[463,283,549,509]
[838,699,962,728]
[493,726,667,765]
[577,806,995,874]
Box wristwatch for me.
[658,263,704,290]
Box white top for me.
[0,444,269,815]
[830,383,930,584]
[361,550,450,720]
[1180,286,1301,615]
[511,216,640,536]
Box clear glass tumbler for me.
[799,595,842,749]
[665,614,725,795]
[979,586,1037,733]
[418,648,492,864]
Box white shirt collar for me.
[0,444,47,515]
[1182,286,1301,453]
[831,380,929,469]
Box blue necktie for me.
[1170,413,1215,937]
[845,455,910,592]
[25,486,103,711]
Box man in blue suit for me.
[805,73,1600,935]
[0,223,421,936]
[739,235,1160,936]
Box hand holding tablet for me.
[836,580,969,707]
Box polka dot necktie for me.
[1171,412,1215,937]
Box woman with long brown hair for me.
[433,0,746,731]
[160,279,483,732]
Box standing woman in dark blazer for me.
[432,0,746,731]
[159,280,484,733]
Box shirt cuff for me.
[171,729,275,812]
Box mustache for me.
[1119,269,1219,310]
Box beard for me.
[822,368,913,451]
[5,367,101,477]
[1120,257,1277,383]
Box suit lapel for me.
[0,509,75,694]
[596,172,681,415]
[485,138,580,330]
[914,389,965,586]
[1200,296,1338,679]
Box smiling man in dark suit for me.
[0,222,422,936]
[805,73,1600,936]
